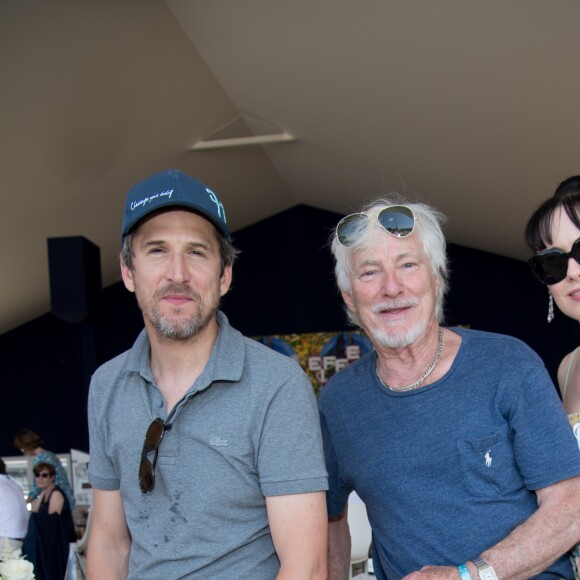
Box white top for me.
[0,474,29,539]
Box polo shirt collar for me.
[125,310,245,390]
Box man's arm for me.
[266,491,327,579]
[87,488,131,580]
[480,475,580,578]
[403,475,580,579]
[327,509,352,580]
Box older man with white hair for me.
[319,197,580,580]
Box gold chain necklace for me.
[375,328,445,392]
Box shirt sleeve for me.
[501,347,580,490]
[257,372,328,497]
[87,373,121,491]
[319,405,351,518]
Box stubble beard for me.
[152,302,216,341]
[141,284,220,341]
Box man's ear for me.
[219,263,233,297]
[341,290,356,314]
[120,256,135,293]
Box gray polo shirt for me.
[88,311,328,579]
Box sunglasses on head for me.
[35,472,50,478]
[336,205,417,247]
[139,418,170,493]
[528,237,580,285]
[528,238,580,286]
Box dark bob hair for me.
[525,175,580,253]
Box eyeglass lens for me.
[529,237,580,285]
[336,206,415,246]
[35,472,50,478]
[139,418,166,493]
[377,206,415,237]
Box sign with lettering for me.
[254,331,373,396]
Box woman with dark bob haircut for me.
[525,175,580,578]
[525,175,580,416]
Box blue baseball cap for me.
[121,169,230,239]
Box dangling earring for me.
[547,292,554,323]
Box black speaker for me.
[47,236,102,323]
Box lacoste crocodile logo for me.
[210,437,229,447]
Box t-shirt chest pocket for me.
[457,431,518,497]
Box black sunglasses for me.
[528,237,580,285]
[139,418,169,493]
[336,205,417,247]
[35,472,51,478]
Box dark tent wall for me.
[0,316,94,456]
[0,204,577,457]
[445,243,580,375]
[221,205,345,336]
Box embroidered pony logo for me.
[484,450,492,467]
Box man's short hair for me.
[120,217,239,276]
[119,170,239,276]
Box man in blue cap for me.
[86,169,328,579]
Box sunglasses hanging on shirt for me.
[139,418,170,493]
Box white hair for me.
[330,195,449,325]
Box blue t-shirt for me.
[319,328,580,579]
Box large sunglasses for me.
[528,237,580,285]
[139,418,169,493]
[336,205,416,247]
